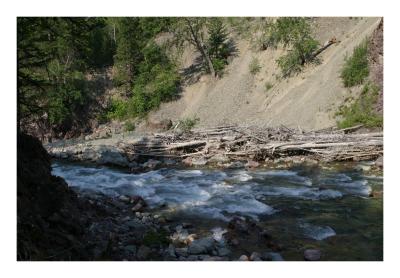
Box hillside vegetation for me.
[17,17,383,141]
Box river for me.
[52,160,383,260]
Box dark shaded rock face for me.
[17,133,87,260]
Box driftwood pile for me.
[119,124,383,163]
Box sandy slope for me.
[147,17,381,131]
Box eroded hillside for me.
[145,17,382,131]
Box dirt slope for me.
[147,17,381,131]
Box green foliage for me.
[107,43,180,120]
[265,82,273,92]
[106,98,128,120]
[142,230,170,247]
[249,57,261,75]
[337,83,382,128]
[17,17,109,129]
[341,40,369,87]
[263,17,320,77]
[124,121,135,132]
[178,117,200,133]
[207,18,230,75]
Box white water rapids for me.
[52,162,372,223]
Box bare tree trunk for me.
[113,24,116,44]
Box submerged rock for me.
[262,252,284,261]
[304,249,322,261]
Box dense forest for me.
[17,17,236,138]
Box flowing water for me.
[52,161,383,260]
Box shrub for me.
[249,57,261,75]
[124,121,135,132]
[178,116,200,133]
[106,98,128,120]
[277,38,320,77]
[337,82,382,128]
[263,17,320,77]
[341,40,369,87]
[265,82,273,92]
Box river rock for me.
[118,195,130,203]
[181,157,193,166]
[375,155,383,168]
[208,154,230,164]
[226,161,245,169]
[164,244,176,259]
[97,149,129,167]
[238,255,249,261]
[262,252,284,261]
[217,247,231,257]
[143,159,162,170]
[124,245,137,254]
[304,249,322,261]
[192,157,208,166]
[250,252,262,261]
[245,160,260,168]
[228,217,250,234]
[175,247,188,257]
[188,237,215,254]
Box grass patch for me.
[341,40,369,87]
[249,57,261,75]
[337,83,382,128]
[124,121,135,132]
[178,116,200,133]
[265,82,273,92]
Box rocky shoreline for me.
[18,133,290,261]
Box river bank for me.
[19,125,383,261]
[51,159,383,261]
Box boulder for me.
[188,237,215,255]
[304,249,321,261]
[97,149,129,167]
[238,255,249,261]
